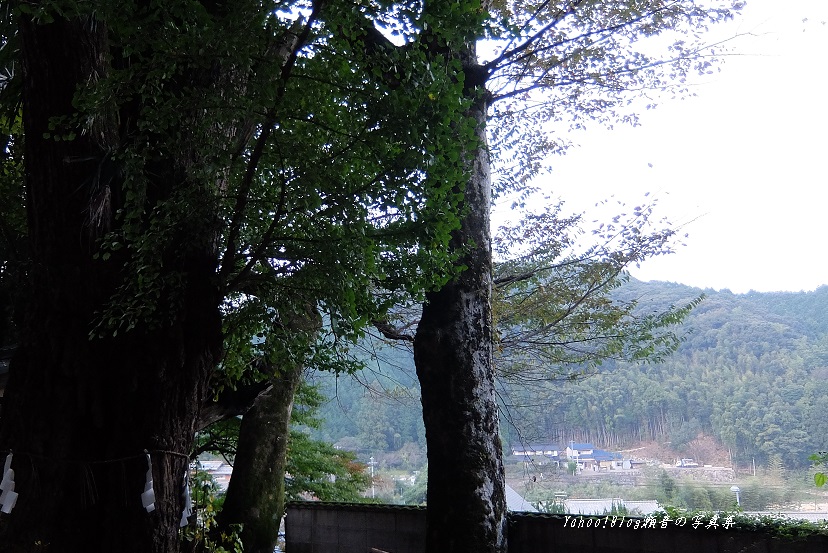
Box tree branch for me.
[493,256,585,288]
[219,5,324,288]
[372,319,415,342]
[483,0,582,74]
[197,378,272,430]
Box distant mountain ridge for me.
[310,280,828,470]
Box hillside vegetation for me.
[308,281,828,471]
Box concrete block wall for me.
[286,502,426,553]
[286,503,828,553]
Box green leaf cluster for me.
[810,452,828,488]
[181,470,244,553]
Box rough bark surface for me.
[0,15,222,553]
[413,42,507,553]
[216,365,302,553]
[216,305,319,553]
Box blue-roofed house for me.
[564,443,625,471]
[593,449,624,470]
[565,442,594,459]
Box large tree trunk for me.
[0,14,222,553]
[412,41,507,553]
[216,366,303,553]
[217,303,320,553]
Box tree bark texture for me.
[216,366,302,553]
[413,43,507,553]
[217,304,319,553]
[0,14,222,553]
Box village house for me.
[563,442,626,471]
[512,441,626,471]
[510,443,562,458]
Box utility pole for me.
[368,456,377,499]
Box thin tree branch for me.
[372,319,415,342]
[219,3,324,288]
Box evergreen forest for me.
[307,280,828,471]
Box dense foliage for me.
[286,384,371,502]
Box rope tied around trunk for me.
[0,448,193,520]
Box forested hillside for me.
[308,281,828,470]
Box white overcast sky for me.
[494,0,828,294]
